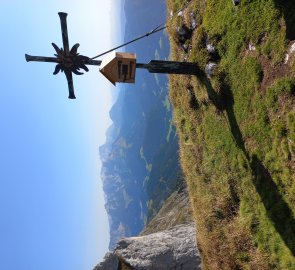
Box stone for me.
[248,43,256,51]
[206,43,216,53]
[177,11,184,17]
[93,252,119,270]
[285,42,295,64]
[205,62,217,76]
[176,25,192,44]
[290,42,295,54]
[205,37,216,54]
[94,224,202,270]
[190,12,197,30]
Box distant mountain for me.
[94,183,200,270]
[99,0,183,249]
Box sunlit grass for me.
[166,0,295,269]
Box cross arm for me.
[64,70,75,99]
[25,54,101,66]
[25,54,60,63]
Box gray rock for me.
[206,37,216,54]
[191,19,197,30]
[95,224,202,270]
[93,252,119,270]
[285,42,295,64]
[190,12,197,30]
[205,62,217,76]
[206,43,216,53]
[177,25,192,44]
[177,11,184,17]
[248,43,256,51]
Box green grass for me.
[167,0,295,269]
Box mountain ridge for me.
[99,0,182,250]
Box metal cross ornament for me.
[25,12,101,99]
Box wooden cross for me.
[26,12,200,99]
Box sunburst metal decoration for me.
[51,43,89,76]
[50,41,90,99]
[25,12,101,99]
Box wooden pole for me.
[136,60,201,75]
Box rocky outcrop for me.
[141,186,193,236]
[94,224,201,270]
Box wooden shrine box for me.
[99,51,136,85]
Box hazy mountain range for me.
[99,0,182,249]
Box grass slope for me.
[167,0,295,269]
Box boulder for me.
[94,224,201,270]
[94,252,119,270]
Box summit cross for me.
[26,12,201,99]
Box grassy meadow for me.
[166,0,295,269]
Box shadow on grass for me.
[274,0,295,40]
[195,72,295,256]
[250,155,295,256]
[198,72,249,159]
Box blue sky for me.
[0,1,120,269]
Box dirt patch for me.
[259,55,290,93]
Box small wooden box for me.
[99,52,136,85]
